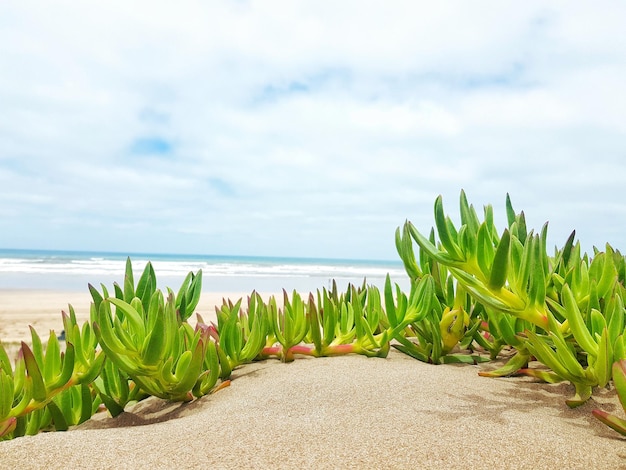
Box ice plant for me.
[397,192,565,375]
[512,239,626,406]
[92,289,219,402]
[0,324,101,439]
[49,383,97,429]
[403,192,552,331]
[386,273,486,364]
[349,285,391,357]
[289,287,360,358]
[520,279,624,407]
[523,312,598,407]
[213,292,269,371]
[0,291,107,440]
[60,306,105,385]
[88,258,223,403]
[268,290,310,362]
[395,211,496,364]
[305,285,391,358]
[4,192,626,442]
[593,359,626,435]
[91,358,144,417]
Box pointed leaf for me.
[488,229,510,291]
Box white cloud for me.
[1,1,626,259]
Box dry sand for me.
[1,290,626,469]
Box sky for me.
[1,1,626,261]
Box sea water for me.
[0,249,411,294]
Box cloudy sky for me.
[1,1,625,261]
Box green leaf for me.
[517,232,535,295]
[0,370,14,420]
[123,257,135,303]
[383,275,397,328]
[141,302,167,366]
[22,343,46,402]
[612,359,626,414]
[10,375,33,417]
[185,271,203,320]
[527,234,547,306]
[508,237,523,294]
[0,417,17,438]
[0,342,12,378]
[607,294,625,344]
[107,298,146,343]
[561,230,576,269]
[524,332,575,381]
[322,292,338,346]
[597,244,618,299]
[550,331,588,381]
[169,340,205,398]
[136,262,156,311]
[434,195,463,260]
[518,368,564,383]
[495,312,523,347]
[47,342,75,391]
[77,351,105,385]
[29,326,44,371]
[215,344,232,380]
[98,391,126,418]
[308,294,322,354]
[407,223,463,268]
[516,211,528,245]
[240,313,266,363]
[595,328,613,388]
[459,189,480,235]
[78,384,94,424]
[562,284,598,356]
[194,341,221,397]
[505,193,516,227]
[172,349,192,381]
[590,309,607,340]
[483,204,497,243]
[441,354,490,364]
[43,331,62,384]
[566,383,593,408]
[46,401,68,432]
[592,409,626,436]
[476,223,494,280]
[395,224,423,281]
[488,229,510,291]
[88,283,105,315]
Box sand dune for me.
[1,290,626,469]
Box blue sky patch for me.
[138,108,171,125]
[208,177,236,197]
[252,68,352,105]
[130,137,173,156]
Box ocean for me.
[0,249,411,294]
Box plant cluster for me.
[1,191,626,440]
[396,191,626,432]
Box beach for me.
[1,289,626,469]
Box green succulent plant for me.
[92,288,220,402]
[397,191,626,408]
[593,359,626,435]
[4,190,626,443]
[0,303,104,440]
[213,292,270,371]
[88,258,222,402]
